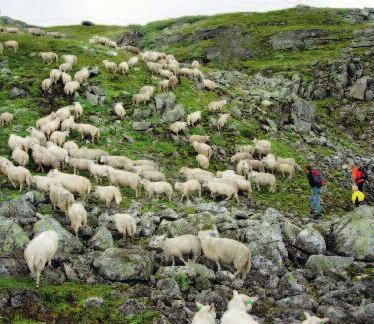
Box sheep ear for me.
[233,290,238,297]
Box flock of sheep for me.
[0,26,319,324]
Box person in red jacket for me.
[350,162,367,192]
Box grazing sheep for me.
[159,69,173,78]
[140,170,166,182]
[192,303,216,324]
[198,231,251,279]
[41,78,53,92]
[48,169,92,195]
[192,142,212,159]
[0,156,13,175]
[132,93,151,106]
[64,81,80,95]
[302,312,329,324]
[277,157,302,172]
[8,134,28,151]
[154,234,201,265]
[192,68,204,80]
[24,230,58,288]
[112,213,136,239]
[74,68,89,83]
[4,165,32,192]
[41,118,61,138]
[88,162,111,183]
[179,167,214,183]
[39,52,58,64]
[45,143,68,166]
[196,154,209,170]
[30,145,61,171]
[63,141,78,153]
[4,40,18,52]
[118,61,129,74]
[113,103,126,119]
[0,112,14,125]
[178,67,193,78]
[28,28,45,36]
[61,116,75,131]
[47,31,65,38]
[231,152,252,163]
[94,185,122,207]
[169,121,187,135]
[59,62,72,73]
[108,169,141,197]
[246,159,265,172]
[32,176,59,193]
[189,135,210,145]
[66,157,91,174]
[131,164,158,174]
[123,45,140,54]
[50,131,69,146]
[66,203,87,237]
[217,173,252,197]
[11,148,29,167]
[202,79,218,91]
[74,123,99,142]
[275,163,295,180]
[128,56,139,67]
[216,113,230,131]
[208,99,227,113]
[169,76,179,88]
[70,102,83,119]
[262,154,277,173]
[102,60,117,73]
[221,291,258,324]
[133,159,157,167]
[70,147,108,161]
[236,144,255,155]
[141,179,173,201]
[100,155,133,170]
[237,159,250,176]
[50,69,62,83]
[35,113,56,130]
[247,171,276,192]
[174,179,201,201]
[49,184,75,212]
[62,54,77,65]
[187,111,201,126]
[191,60,200,68]
[158,79,170,92]
[253,138,271,158]
[203,179,239,202]
[168,62,180,74]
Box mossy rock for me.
[0,216,29,257]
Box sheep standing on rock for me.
[192,303,216,324]
[187,111,202,126]
[112,213,136,240]
[192,142,212,159]
[169,121,187,135]
[94,185,122,207]
[196,154,209,170]
[248,171,276,192]
[113,103,126,119]
[4,40,18,52]
[153,234,201,266]
[66,203,87,237]
[24,230,59,288]
[141,179,173,201]
[221,291,259,324]
[198,231,251,279]
[49,184,75,212]
[174,180,201,201]
[0,112,14,125]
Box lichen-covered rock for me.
[93,248,154,281]
[278,271,307,298]
[83,297,104,309]
[88,227,114,251]
[332,206,374,261]
[295,225,326,255]
[132,120,151,131]
[162,104,185,123]
[155,262,215,282]
[305,255,354,273]
[0,194,36,221]
[349,76,369,100]
[276,293,317,311]
[33,216,84,254]
[153,278,182,305]
[155,92,176,113]
[0,217,29,256]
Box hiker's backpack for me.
[358,167,368,181]
[311,169,325,187]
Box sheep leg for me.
[172,257,175,267]
[48,259,52,267]
[19,183,23,192]
[180,194,184,202]
[35,270,41,288]
[179,256,187,265]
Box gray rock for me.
[139,212,156,237]
[83,297,104,309]
[85,86,106,106]
[163,104,185,122]
[153,278,182,305]
[9,87,27,99]
[88,227,114,250]
[156,262,215,282]
[351,303,374,322]
[93,248,154,281]
[33,216,84,254]
[159,208,181,220]
[306,255,354,273]
[332,206,374,261]
[155,92,176,113]
[270,29,329,50]
[118,298,148,317]
[0,258,28,277]
[0,194,36,220]
[0,217,29,256]
[276,294,317,311]
[216,271,244,290]
[132,120,151,131]
[196,202,228,214]
[291,98,315,132]
[295,225,326,254]
[97,212,112,226]
[349,76,369,100]
[0,291,9,310]
[132,108,152,120]
[278,271,307,298]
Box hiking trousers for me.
[310,187,321,215]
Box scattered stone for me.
[83,297,104,309]
[349,76,370,100]
[0,217,29,256]
[9,87,28,99]
[88,227,114,250]
[85,85,106,106]
[132,120,151,131]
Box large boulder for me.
[162,104,185,123]
[93,248,154,281]
[85,86,106,106]
[349,77,369,100]
[306,255,354,272]
[332,206,374,261]
[33,217,84,254]
[0,217,29,257]
[270,29,329,50]
[291,98,315,132]
[88,227,114,251]
[0,193,36,221]
[295,225,326,255]
[155,92,176,114]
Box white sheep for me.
[139,86,154,96]
[178,67,194,78]
[74,123,100,142]
[128,56,139,67]
[63,141,79,153]
[123,45,140,54]
[208,99,227,113]
[192,142,212,159]
[216,113,230,131]
[4,40,18,52]
[140,170,166,182]
[237,144,255,155]
[62,55,77,65]
[41,78,53,92]
[253,138,271,158]
[247,171,276,192]
[231,152,252,163]
[61,116,75,132]
[277,157,302,172]
[50,69,62,83]
[30,145,61,171]
[262,153,277,173]
[192,68,204,80]
[47,31,65,38]
[102,60,117,73]
[158,79,170,92]
[39,52,58,64]
[179,167,214,183]
[108,169,141,197]
[48,169,92,195]
[169,76,179,88]
[59,62,72,73]
[168,62,180,74]
[70,147,108,161]
[189,135,210,145]
[169,121,187,135]
[8,134,31,151]
[114,102,126,119]
[221,291,259,324]
[28,27,45,36]
[11,148,29,167]
[187,111,202,126]
[0,156,13,175]
[66,203,87,237]
[112,213,136,239]
[70,102,83,119]
[24,230,58,287]
[174,179,201,201]
[88,162,111,183]
[4,165,32,192]
[153,234,201,266]
[66,157,92,174]
[118,61,129,74]
[0,112,14,125]
[198,231,251,279]
[246,159,265,172]
[202,79,218,91]
[237,159,250,176]
[191,60,200,68]
[302,312,329,324]
[141,179,173,201]
[159,69,174,79]
[192,303,216,324]
[49,184,75,212]
[132,93,151,106]
[50,131,69,146]
[100,155,133,170]
[217,173,252,197]
[94,185,122,207]
[46,142,68,166]
[5,27,20,34]
[275,163,295,180]
[62,72,72,84]
[55,106,72,120]
[35,113,56,130]
[196,154,209,170]
[74,68,89,83]
[41,118,61,138]
[32,176,59,193]
[64,81,80,95]
[202,179,239,202]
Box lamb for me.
[28,27,45,36]
[192,303,216,324]
[118,61,129,74]
[247,171,276,192]
[174,179,201,201]
[158,79,170,92]
[74,68,89,83]
[88,162,111,183]
[113,103,126,119]
[236,144,255,155]
[169,121,187,135]
[189,135,210,145]
[128,56,139,67]
[277,157,302,172]
[59,62,72,73]
[49,184,75,212]
[208,99,227,113]
[140,170,166,182]
[275,163,295,179]
[179,167,214,183]
[39,52,58,64]
[49,69,62,83]
[62,55,77,65]
[48,169,92,195]
[198,231,251,279]
[203,179,239,202]
[0,112,14,125]
[202,79,218,91]
[196,154,209,170]
[66,203,87,237]
[108,169,141,197]
[64,81,80,95]
[11,148,29,166]
[153,234,201,265]
[66,157,92,174]
[100,155,133,170]
[74,123,100,142]
[102,60,117,73]
[61,116,75,131]
[41,118,61,138]
[141,179,173,201]
[70,102,83,119]
[216,113,230,131]
[63,141,79,153]
[231,152,252,163]
[302,312,329,324]
[50,131,69,146]
[32,176,59,193]
[112,213,136,239]
[41,78,53,92]
[187,111,202,126]
[132,93,151,106]
[4,165,32,192]
[237,159,250,176]
[24,230,58,287]
[4,40,18,52]
[262,153,277,173]
[253,138,271,157]
[191,60,200,68]
[94,185,122,207]
[221,291,259,324]
[192,142,213,159]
